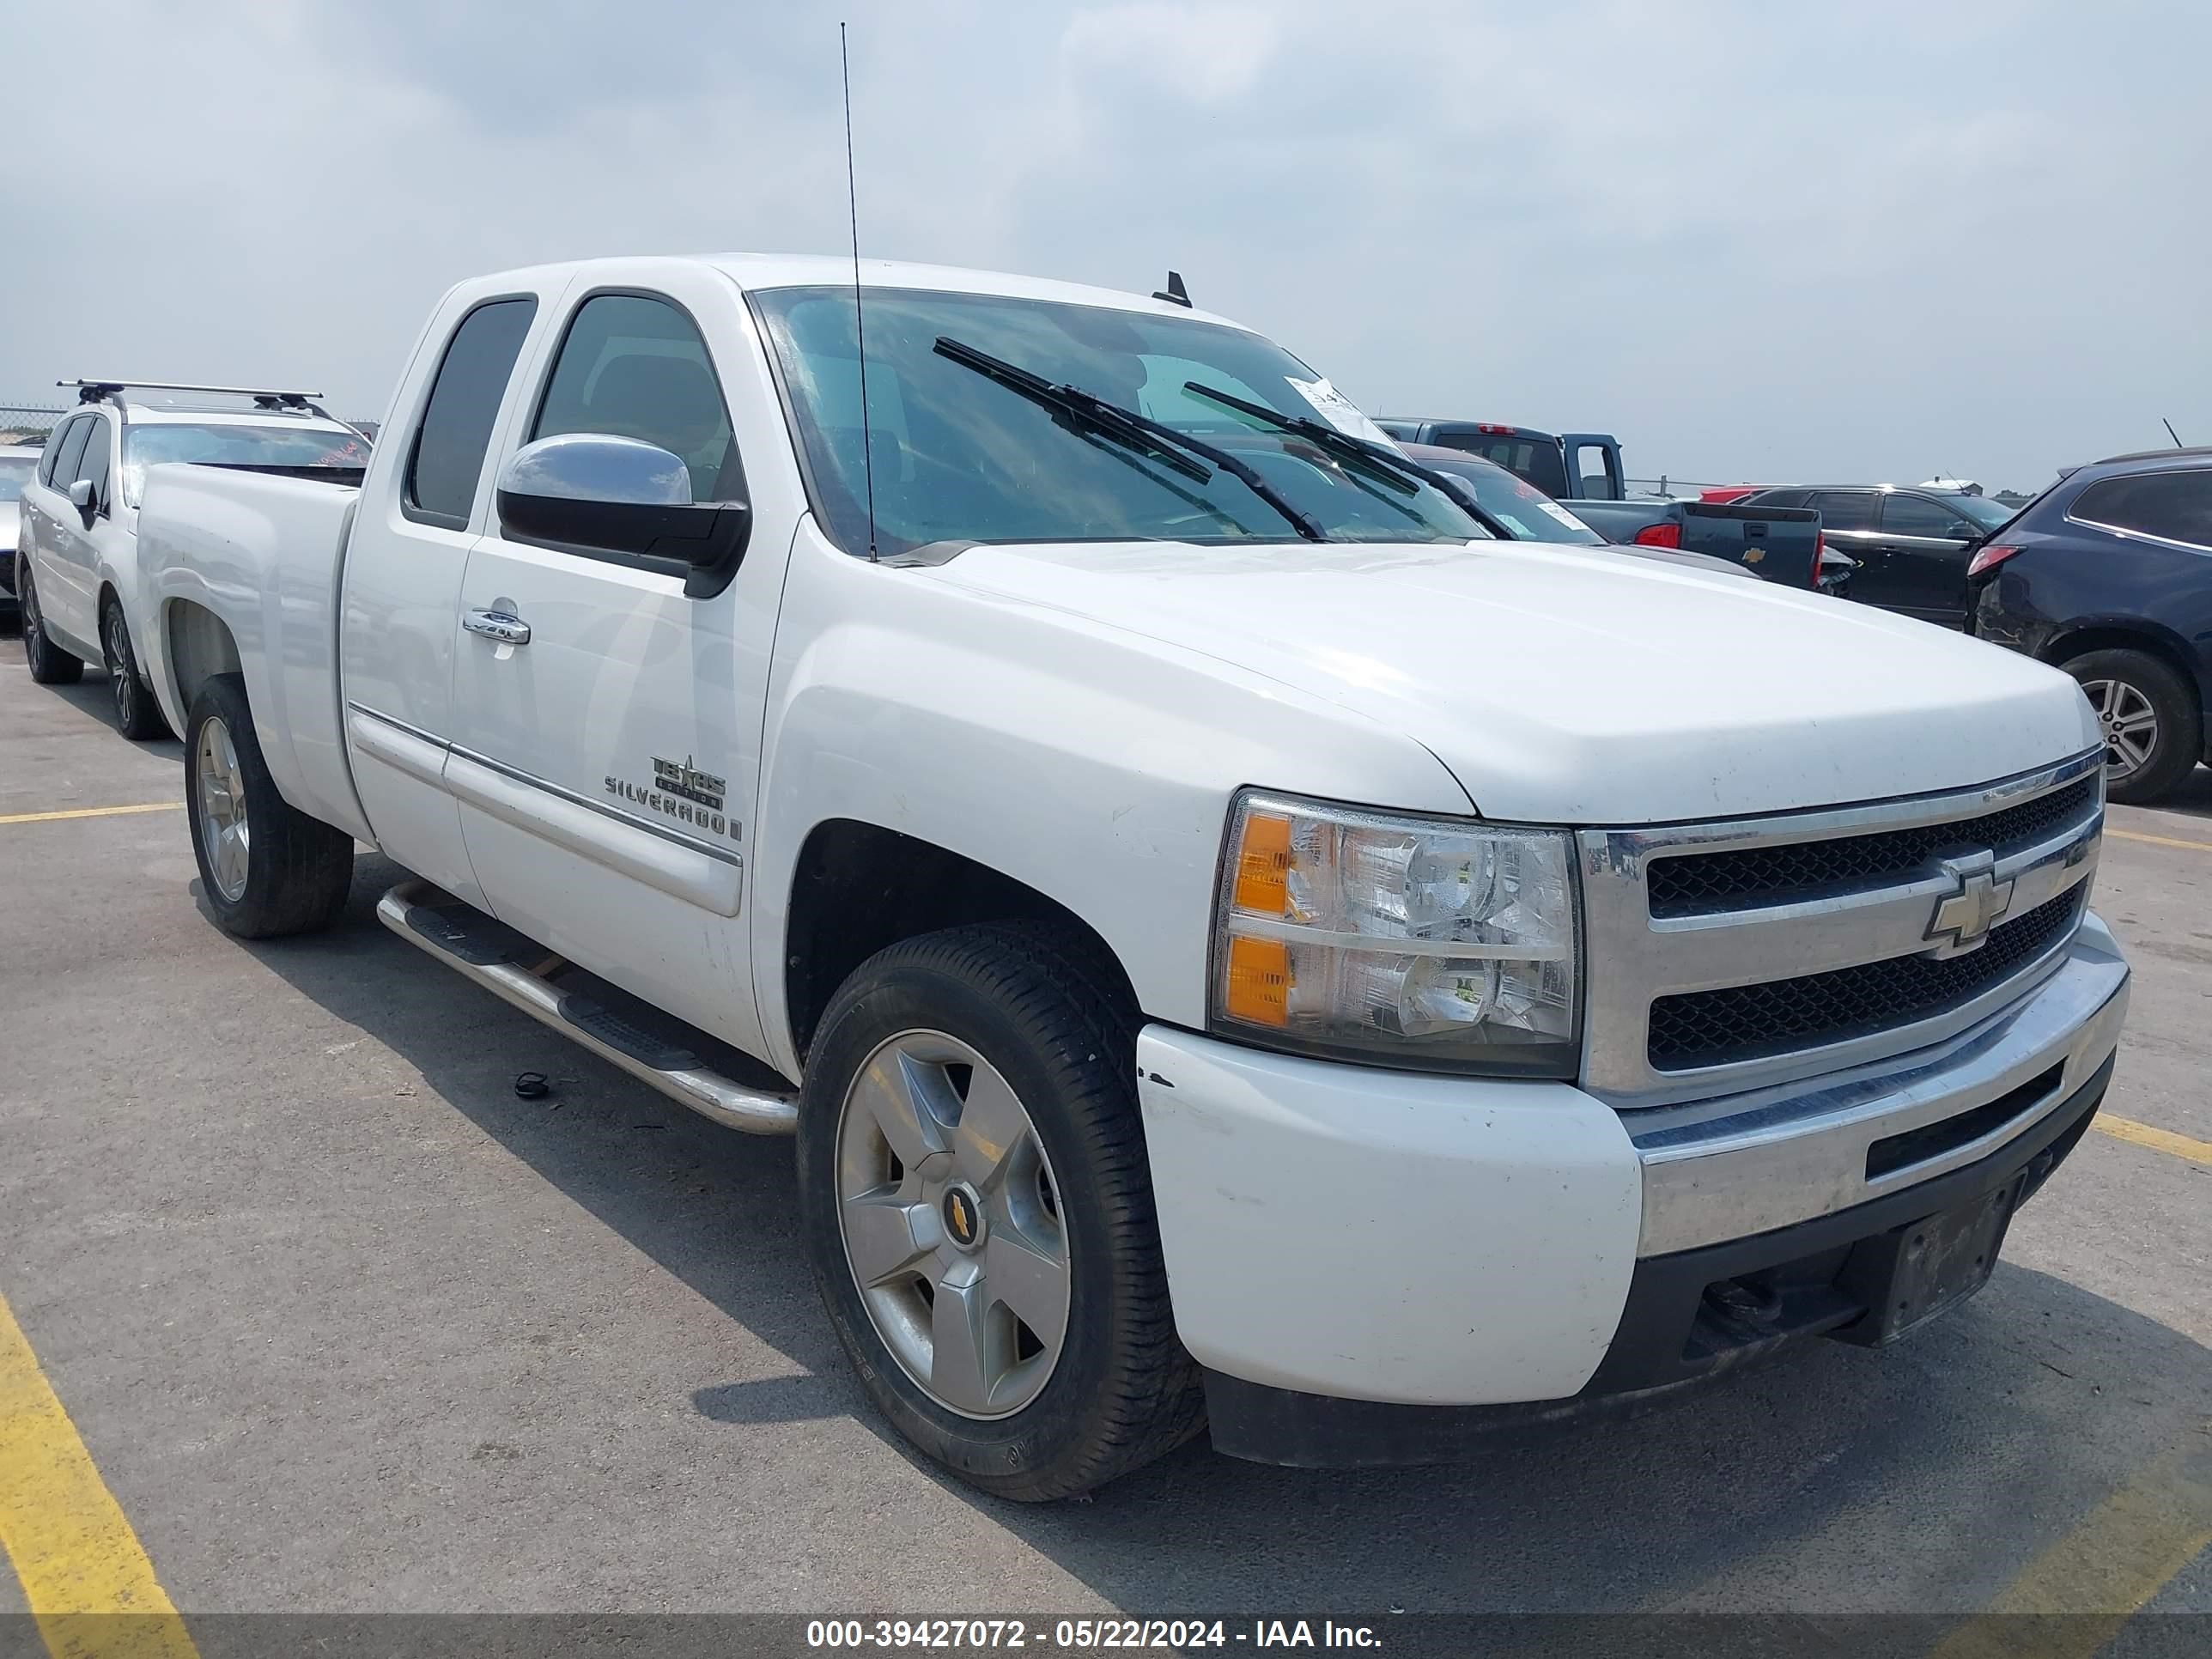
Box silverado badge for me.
[605,755,738,841]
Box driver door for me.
[445,270,781,1059]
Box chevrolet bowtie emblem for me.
[1926,851,2014,954]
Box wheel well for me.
[164,600,244,715]
[783,819,1138,1064]
[2039,624,2198,695]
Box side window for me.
[2069,471,2212,551]
[1754,489,1811,507]
[531,293,738,502]
[1808,490,1878,532]
[404,296,539,530]
[76,417,112,513]
[44,417,89,488]
[1880,493,1969,538]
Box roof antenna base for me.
[1152,270,1191,307]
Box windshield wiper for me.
[1181,380,1508,535]
[933,337,1328,542]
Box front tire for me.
[19,561,84,685]
[2064,647,2200,803]
[796,923,1203,1500]
[185,673,355,938]
[102,598,173,740]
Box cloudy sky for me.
[6,1,2206,491]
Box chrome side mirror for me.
[499,432,694,507]
[495,434,752,598]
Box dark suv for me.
[1970,448,2212,802]
[1735,484,2017,629]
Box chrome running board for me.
[375,879,799,1135]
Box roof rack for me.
[58,379,335,420]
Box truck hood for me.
[927,538,2099,824]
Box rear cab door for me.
[340,280,556,908]
[443,262,799,1060]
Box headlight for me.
[1211,791,1579,1075]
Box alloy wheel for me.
[834,1029,1070,1419]
[2082,677,2158,781]
[105,607,133,725]
[196,715,252,902]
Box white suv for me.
[16,383,368,735]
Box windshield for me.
[1951,494,2016,531]
[1421,454,1604,544]
[750,287,1480,553]
[0,458,33,502]
[121,423,370,507]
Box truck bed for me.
[1567,498,1822,586]
[135,462,374,844]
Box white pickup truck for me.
[133,254,2128,1498]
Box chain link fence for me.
[0,404,67,447]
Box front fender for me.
[750,520,1471,1080]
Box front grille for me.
[1646,776,2098,918]
[1647,890,2083,1071]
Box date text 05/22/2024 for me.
[805,1620,1382,1650]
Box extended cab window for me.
[2069,471,2212,551]
[405,297,538,529]
[531,293,739,501]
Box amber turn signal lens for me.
[1233,811,1292,915]
[1222,935,1291,1026]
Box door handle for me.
[464,608,531,646]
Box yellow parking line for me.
[1929,1428,2212,1659]
[2106,826,2212,853]
[0,1291,198,1658]
[0,803,183,827]
[2095,1112,2212,1170]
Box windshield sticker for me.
[1535,499,1585,528]
[1286,377,1395,446]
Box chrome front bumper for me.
[1626,912,2129,1255]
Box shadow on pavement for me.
[240,854,2210,1614]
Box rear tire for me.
[102,597,173,740]
[796,921,1203,1500]
[2063,647,2199,804]
[185,673,355,938]
[20,561,84,684]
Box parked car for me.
[15,382,368,735]
[0,442,39,626]
[1735,483,2016,629]
[1379,421,1824,584]
[134,253,2123,1499]
[1400,445,1757,580]
[1971,447,2212,801]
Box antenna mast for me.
[2164,417,2185,449]
[841,22,879,560]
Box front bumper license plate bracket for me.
[1833,1171,2026,1346]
